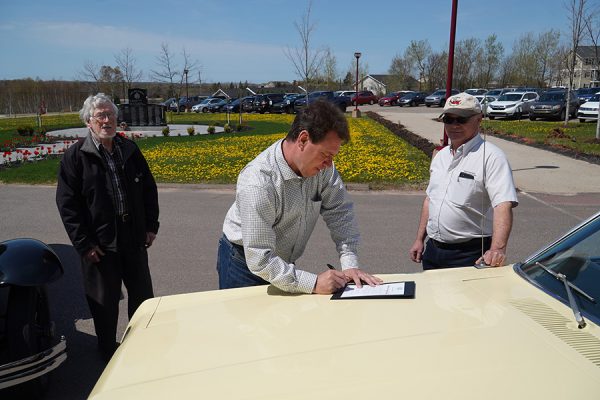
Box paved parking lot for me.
[2,103,599,398]
[1,183,598,399]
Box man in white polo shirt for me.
[409,92,518,269]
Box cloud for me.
[24,21,284,59]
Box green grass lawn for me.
[482,119,600,157]
[0,113,431,187]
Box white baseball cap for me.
[442,92,482,117]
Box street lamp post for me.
[184,69,189,112]
[352,52,362,118]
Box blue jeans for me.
[422,237,491,270]
[216,234,269,289]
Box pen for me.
[327,263,336,270]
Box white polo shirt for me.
[426,133,518,243]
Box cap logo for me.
[449,98,462,105]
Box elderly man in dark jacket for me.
[56,93,159,362]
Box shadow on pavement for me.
[43,244,106,400]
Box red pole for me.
[442,0,458,147]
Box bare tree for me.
[176,47,200,112]
[475,35,504,88]
[320,47,339,89]
[583,6,600,138]
[388,54,414,90]
[404,40,432,91]
[563,0,589,126]
[150,43,180,98]
[283,0,324,93]
[511,32,539,86]
[454,38,481,89]
[98,66,124,99]
[423,51,448,91]
[115,47,143,99]
[79,60,102,92]
[535,30,561,87]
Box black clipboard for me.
[330,281,416,300]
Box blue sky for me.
[1,0,568,83]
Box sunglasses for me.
[441,115,472,125]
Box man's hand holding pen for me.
[312,264,383,294]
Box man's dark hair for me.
[286,100,350,144]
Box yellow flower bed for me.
[143,116,430,185]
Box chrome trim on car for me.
[0,337,67,389]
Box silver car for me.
[487,91,539,119]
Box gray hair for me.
[79,93,119,124]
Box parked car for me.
[474,95,496,117]
[464,88,488,96]
[378,91,404,107]
[576,87,600,104]
[191,98,223,113]
[529,90,580,121]
[334,90,356,98]
[486,91,539,119]
[424,89,460,107]
[207,98,232,113]
[271,94,304,114]
[89,211,600,399]
[241,96,256,112]
[484,88,515,101]
[294,91,350,112]
[161,98,178,111]
[252,93,285,113]
[0,239,67,396]
[178,95,207,112]
[397,91,429,107]
[222,97,247,113]
[577,92,600,122]
[350,90,378,106]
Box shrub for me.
[17,126,35,136]
[236,123,244,132]
[215,122,221,127]
[162,126,170,136]
[224,123,232,133]
[207,125,216,134]
[187,127,195,136]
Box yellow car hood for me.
[90,266,600,399]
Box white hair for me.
[79,93,119,124]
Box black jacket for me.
[56,134,159,256]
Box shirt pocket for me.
[447,178,481,207]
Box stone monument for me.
[118,88,166,127]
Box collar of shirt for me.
[448,133,483,170]
[275,139,303,181]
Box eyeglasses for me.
[91,112,116,121]
[441,115,472,125]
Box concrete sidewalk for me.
[376,108,600,195]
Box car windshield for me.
[498,93,523,101]
[589,94,600,102]
[486,89,502,96]
[432,90,446,96]
[539,93,565,101]
[516,212,600,325]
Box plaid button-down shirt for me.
[90,133,129,217]
[223,139,360,293]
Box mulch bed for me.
[366,112,436,158]
[367,111,600,166]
